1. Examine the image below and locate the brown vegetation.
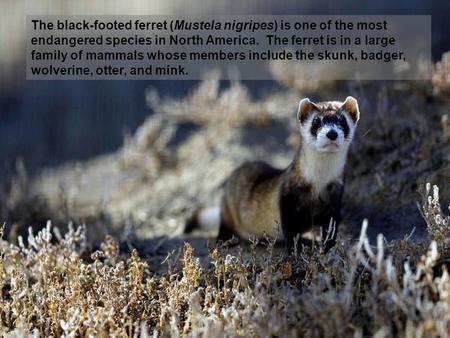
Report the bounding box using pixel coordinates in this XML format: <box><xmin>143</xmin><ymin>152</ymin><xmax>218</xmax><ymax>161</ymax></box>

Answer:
<box><xmin>0</xmin><ymin>185</ymin><xmax>449</xmax><ymax>337</ymax></box>
<box><xmin>1</xmin><ymin>54</ymin><xmax>450</xmax><ymax>336</ymax></box>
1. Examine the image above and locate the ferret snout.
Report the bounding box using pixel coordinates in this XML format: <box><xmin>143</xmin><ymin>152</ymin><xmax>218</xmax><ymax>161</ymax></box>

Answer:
<box><xmin>326</xmin><ymin>129</ymin><xmax>338</xmax><ymax>141</ymax></box>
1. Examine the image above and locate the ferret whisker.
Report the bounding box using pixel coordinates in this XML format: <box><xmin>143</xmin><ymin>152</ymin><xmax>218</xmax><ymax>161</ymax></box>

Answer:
<box><xmin>362</xmin><ymin>128</ymin><xmax>372</xmax><ymax>138</ymax></box>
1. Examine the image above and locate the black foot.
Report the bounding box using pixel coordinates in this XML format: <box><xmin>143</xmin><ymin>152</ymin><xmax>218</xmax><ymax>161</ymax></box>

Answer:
<box><xmin>217</xmin><ymin>223</ymin><xmax>238</xmax><ymax>244</ymax></box>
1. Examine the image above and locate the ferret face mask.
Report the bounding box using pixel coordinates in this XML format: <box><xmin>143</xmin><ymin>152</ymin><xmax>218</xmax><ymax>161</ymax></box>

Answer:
<box><xmin>298</xmin><ymin>96</ymin><xmax>360</xmax><ymax>154</ymax></box>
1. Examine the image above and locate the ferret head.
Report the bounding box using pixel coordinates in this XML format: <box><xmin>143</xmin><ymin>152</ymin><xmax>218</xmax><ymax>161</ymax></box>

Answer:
<box><xmin>297</xmin><ymin>97</ymin><xmax>360</xmax><ymax>154</ymax></box>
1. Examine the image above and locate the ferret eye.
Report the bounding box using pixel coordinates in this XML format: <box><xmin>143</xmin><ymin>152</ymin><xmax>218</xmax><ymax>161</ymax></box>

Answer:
<box><xmin>310</xmin><ymin>116</ymin><xmax>322</xmax><ymax>137</ymax></box>
<box><xmin>312</xmin><ymin>117</ymin><xmax>321</xmax><ymax>127</ymax></box>
<box><xmin>339</xmin><ymin>115</ymin><xmax>348</xmax><ymax>128</ymax></box>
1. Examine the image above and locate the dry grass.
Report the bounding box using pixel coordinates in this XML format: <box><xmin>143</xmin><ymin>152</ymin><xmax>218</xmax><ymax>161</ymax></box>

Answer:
<box><xmin>2</xmin><ymin>52</ymin><xmax>450</xmax><ymax>337</ymax></box>
<box><xmin>269</xmin><ymin>58</ymin><xmax>340</xmax><ymax>93</ymax></box>
<box><xmin>119</xmin><ymin>74</ymin><xmax>272</xmax><ymax>178</ymax></box>
<box><xmin>0</xmin><ymin>184</ymin><xmax>449</xmax><ymax>337</ymax></box>
<box><xmin>432</xmin><ymin>51</ymin><xmax>450</xmax><ymax>95</ymax></box>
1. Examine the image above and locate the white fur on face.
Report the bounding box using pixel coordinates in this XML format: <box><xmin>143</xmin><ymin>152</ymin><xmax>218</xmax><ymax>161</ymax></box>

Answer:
<box><xmin>299</xmin><ymin>114</ymin><xmax>316</xmax><ymax>148</ymax></box>
<box><xmin>315</xmin><ymin>124</ymin><xmax>345</xmax><ymax>153</ymax></box>
<box><xmin>300</xmin><ymin>111</ymin><xmax>356</xmax><ymax>154</ymax></box>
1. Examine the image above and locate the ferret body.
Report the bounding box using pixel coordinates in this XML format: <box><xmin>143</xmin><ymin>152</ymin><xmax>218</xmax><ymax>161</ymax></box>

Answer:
<box><xmin>186</xmin><ymin>97</ymin><xmax>360</xmax><ymax>252</ymax></box>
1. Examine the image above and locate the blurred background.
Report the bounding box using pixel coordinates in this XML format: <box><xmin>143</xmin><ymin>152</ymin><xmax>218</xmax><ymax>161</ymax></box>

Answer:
<box><xmin>1</xmin><ymin>0</ymin><xmax>450</xmax><ymax>178</ymax></box>
<box><xmin>0</xmin><ymin>0</ymin><xmax>449</xmax><ymax>250</ymax></box>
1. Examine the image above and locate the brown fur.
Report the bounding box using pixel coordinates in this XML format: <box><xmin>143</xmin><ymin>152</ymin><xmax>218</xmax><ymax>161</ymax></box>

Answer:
<box><xmin>221</xmin><ymin>161</ymin><xmax>284</xmax><ymax>239</ymax></box>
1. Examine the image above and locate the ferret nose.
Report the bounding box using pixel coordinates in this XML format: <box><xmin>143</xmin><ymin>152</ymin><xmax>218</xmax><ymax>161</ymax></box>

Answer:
<box><xmin>326</xmin><ymin>129</ymin><xmax>338</xmax><ymax>141</ymax></box>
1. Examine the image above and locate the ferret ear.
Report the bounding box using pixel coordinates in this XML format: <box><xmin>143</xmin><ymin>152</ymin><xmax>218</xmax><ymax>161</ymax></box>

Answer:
<box><xmin>340</xmin><ymin>96</ymin><xmax>360</xmax><ymax>123</ymax></box>
<box><xmin>298</xmin><ymin>98</ymin><xmax>318</xmax><ymax>124</ymax></box>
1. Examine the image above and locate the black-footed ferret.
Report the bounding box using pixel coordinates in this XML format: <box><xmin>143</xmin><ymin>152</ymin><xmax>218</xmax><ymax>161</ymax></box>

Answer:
<box><xmin>185</xmin><ymin>97</ymin><xmax>360</xmax><ymax>252</ymax></box>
